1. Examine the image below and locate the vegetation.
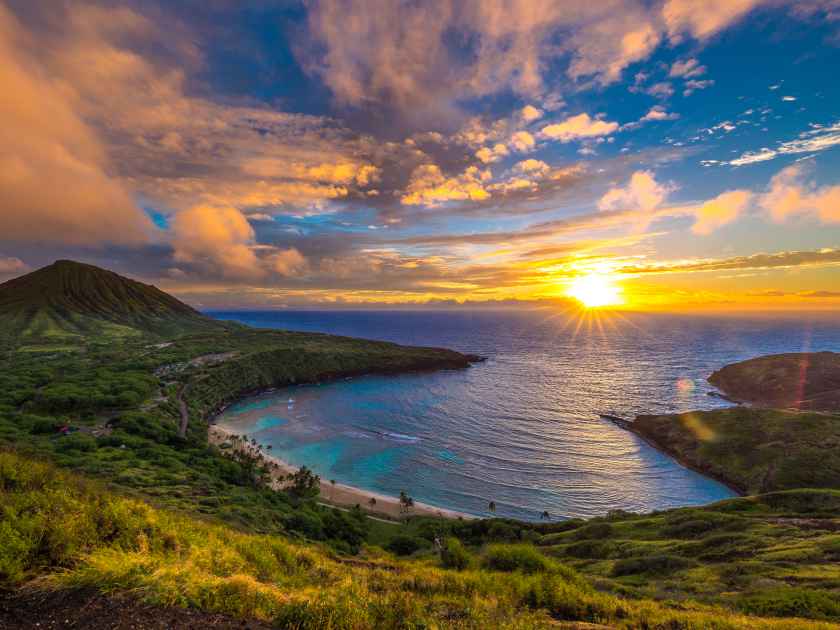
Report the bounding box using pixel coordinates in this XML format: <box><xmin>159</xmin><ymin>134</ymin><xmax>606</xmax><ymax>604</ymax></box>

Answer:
<box><xmin>3</xmin><ymin>452</ymin><xmax>839</xmax><ymax>628</ymax></box>
<box><xmin>709</xmin><ymin>352</ymin><xmax>840</xmax><ymax>411</ymax></box>
<box><xmin>2</xmin><ymin>261</ymin><xmax>840</xmax><ymax>627</ymax></box>
<box><xmin>629</xmin><ymin>407</ymin><xmax>840</xmax><ymax>493</ymax></box>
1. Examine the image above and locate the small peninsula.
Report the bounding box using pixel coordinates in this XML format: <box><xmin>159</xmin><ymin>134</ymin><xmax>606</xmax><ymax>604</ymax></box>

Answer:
<box><xmin>619</xmin><ymin>353</ymin><xmax>840</xmax><ymax>495</ymax></box>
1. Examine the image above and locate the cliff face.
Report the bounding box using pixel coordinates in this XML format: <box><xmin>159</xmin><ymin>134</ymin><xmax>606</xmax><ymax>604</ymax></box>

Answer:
<box><xmin>708</xmin><ymin>352</ymin><xmax>840</xmax><ymax>411</ymax></box>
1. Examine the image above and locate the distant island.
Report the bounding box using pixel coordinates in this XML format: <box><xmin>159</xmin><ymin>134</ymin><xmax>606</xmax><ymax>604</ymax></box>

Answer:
<box><xmin>1</xmin><ymin>261</ymin><xmax>839</xmax><ymax>628</ymax></box>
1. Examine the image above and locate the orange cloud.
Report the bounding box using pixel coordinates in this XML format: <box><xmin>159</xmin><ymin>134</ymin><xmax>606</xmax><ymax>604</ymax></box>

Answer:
<box><xmin>663</xmin><ymin>0</ymin><xmax>764</xmax><ymax>41</ymax></box>
<box><xmin>692</xmin><ymin>190</ymin><xmax>753</xmax><ymax>234</ymax></box>
<box><xmin>760</xmin><ymin>164</ymin><xmax>840</xmax><ymax>223</ymax></box>
<box><xmin>401</xmin><ymin>164</ymin><xmax>491</xmax><ymax>206</ymax></box>
<box><xmin>599</xmin><ymin>171</ymin><xmax>670</xmax><ymax>212</ymax></box>
<box><xmin>170</xmin><ymin>205</ymin><xmax>262</xmax><ymax>279</ymax></box>
<box><xmin>0</xmin><ymin>5</ymin><xmax>154</xmax><ymax>246</ymax></box>
<box><xmin>542</xmin><ymin>113</ymin><xmax>619</xmax><ymax>142</ymax></box>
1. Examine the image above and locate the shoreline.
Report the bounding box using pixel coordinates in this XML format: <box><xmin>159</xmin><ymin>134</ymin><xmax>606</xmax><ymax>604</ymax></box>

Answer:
<box><xmin>209</xmin><ymin>423</ymin><xmax>475</xmax><ymax>521</ymax></box>
<box><xmin>601</xmin><ymin>414</ymin><xmax>747</xmax><ymax>496</ymax></box>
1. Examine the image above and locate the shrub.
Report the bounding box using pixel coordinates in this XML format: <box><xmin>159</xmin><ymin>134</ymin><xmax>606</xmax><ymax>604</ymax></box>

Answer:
<box><xmin>739</xmin><ymin>587</ymin><xmax>840</xmax><ymax>620</ymax></box>
<box><xmin>612</xmin><ymin>554</ymin><xmax>696</xmax><ymax>577</ymax></box>
<box><xmin>482</xmin><ymin>544</ymin><xmax>554</xmax><ymax>574</ymax></box>
<box><xmin>573</xmin><ymin>522</ymin><xmax>612</xmax><ymax>540</ymax></box>
<box><xmin>439</xmin><ymin>537</ymin><xmax>470</xmax><ymax>570</ymax></box>
<box><xmin>565</xmin><ymin>539</ymin><xmax>615</xmax><ymax>559</ymax></box>
<box><xmin>55</xmin><ymin>433</ymin><xmax>97</xmax><ymax>453</ymax></box>
<box><xmin>386</xmin><ymin>535</ymin><xmax>425</xmax><ymax>556</ymax></box>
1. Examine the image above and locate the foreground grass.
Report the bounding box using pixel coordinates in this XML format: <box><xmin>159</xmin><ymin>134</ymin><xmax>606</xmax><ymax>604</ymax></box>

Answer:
<box><xmin>2</xmin><ymin>452</ymin><xmax>836</xmax><ymax>629</ymax></box>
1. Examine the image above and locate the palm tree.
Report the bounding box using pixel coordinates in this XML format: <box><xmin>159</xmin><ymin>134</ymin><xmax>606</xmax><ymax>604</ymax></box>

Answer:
<box><xmin>540</xmin><ymin>510</ymin><xmax>550</xmax><ymax>520</ymax></box>
<box><xmin>330</xmin><ymin>479</ymin><xmax>336</xmax><ymax>500</ymax></box>
<box><xmin>488</xmin><ymin>501</ymin><xmax>496</xmax><ymax>514</ymax></box>
<box><xmin>399</xmin><ymin>491</ymin><xmax>414</xmax><ymax>516</ymax></box>
<box><xmin>368</xmin><ymin>497</ymin><xmax>377</xmax><ymax>509</ymax></box>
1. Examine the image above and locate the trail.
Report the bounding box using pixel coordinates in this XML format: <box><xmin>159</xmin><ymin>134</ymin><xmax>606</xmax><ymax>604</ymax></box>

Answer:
<box><xmin>177</xmin><ymin>385</ymin><xmax>189</xmax><ymax>439</ymax></box>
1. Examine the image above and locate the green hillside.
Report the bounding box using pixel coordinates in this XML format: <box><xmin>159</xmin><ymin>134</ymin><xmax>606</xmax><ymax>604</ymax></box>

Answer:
<box><xmin>709</xmin><ymin>352</ymin><xmax>840</xmax><ymax>411</ymax></box>
<box><xmin>0</xmin><ymin>260</ymin><xmax>225</xmax><ymax>340</ymax></box>
<box><xmin>3</xmin><ymin>451</ymin><xmax>838</xmax><ymax>629</ymax></box>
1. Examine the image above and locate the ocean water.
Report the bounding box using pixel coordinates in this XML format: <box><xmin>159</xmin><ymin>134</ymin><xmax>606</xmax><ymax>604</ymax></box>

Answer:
<box><xmin>210</xmin><ymin>309</ymin><xmax>840</xmax><ymax>521</ymax></box>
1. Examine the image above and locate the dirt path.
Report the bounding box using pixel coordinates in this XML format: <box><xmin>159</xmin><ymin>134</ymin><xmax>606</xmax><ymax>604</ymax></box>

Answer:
<box><xmin>0</xmin><ymin>587</ymin><xmax>273</xmax><ymax>630</ymax></box>
<box><xmin>177</xmin><ymin>385</ymin><xmax>189</xmax><ymax>439</ymax></box>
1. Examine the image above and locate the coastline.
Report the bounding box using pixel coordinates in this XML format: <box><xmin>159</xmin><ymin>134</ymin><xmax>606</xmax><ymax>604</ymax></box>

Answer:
<box><xmin>208</xmin><ymin>423</ymin><xmax>475</xmax><ymax>521</ymax></box>
<box><xmin>601</xmin><ymin>414</ymin><xmax>747</xmax><ymax>496</ymax></box>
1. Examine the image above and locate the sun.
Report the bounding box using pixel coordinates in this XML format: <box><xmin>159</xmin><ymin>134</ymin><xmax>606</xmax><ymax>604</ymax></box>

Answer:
<box><xmin>566</xmin><ymin>273</ymin><xmax>623</xmax><ymax>308</ymax></box>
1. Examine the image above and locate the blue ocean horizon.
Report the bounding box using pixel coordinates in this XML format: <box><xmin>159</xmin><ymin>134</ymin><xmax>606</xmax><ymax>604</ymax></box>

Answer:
<box><xmin>209</xmin><ymin>309</ymin><xmax>840</xmax><ymax>521</ymax></box>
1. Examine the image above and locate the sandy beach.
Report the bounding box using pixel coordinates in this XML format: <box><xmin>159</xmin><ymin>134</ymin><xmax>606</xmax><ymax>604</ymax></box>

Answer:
<box><xmin>209</xmin><ymin>424</ymin><xmax>474</xmax><ymax>521</ymax></box>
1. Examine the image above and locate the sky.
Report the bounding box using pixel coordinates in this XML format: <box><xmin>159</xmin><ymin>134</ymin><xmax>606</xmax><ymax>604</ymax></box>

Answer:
<box><xmin>1</xmin><ymin>0</ymin><xmax>840</xmax><ymax>311</ymax></box>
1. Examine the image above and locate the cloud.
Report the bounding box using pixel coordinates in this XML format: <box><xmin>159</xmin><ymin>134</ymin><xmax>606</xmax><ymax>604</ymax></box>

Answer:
<box><xmin>663</xmin><ymin>0</ymin><xmax>764</xmax><ymax>41</ymax></box>
<box><xmin>641</xmin><ymin>106</ymin><xmax>680</xmax><ymax>122</ymax></box>
<box><xmin>728</xmin><ymin>121</ymin><xmax>840</xmax><ymax>166</ymax></box>
<box><xmin>683</xmin><ymin>79</ymin><xmax>714</xmax><ymax>95</ymax></box>
<box><xmin>691</xmin><ymin>190</ymin><xmax>753</xmax><ymax>234</ymax></box>
<box><xmin>514</xmin><ymin>159</ymin><xmax>550</xmax><ymax>175</ymax></box>
<box><xmin>170</xmin><ymin>205</ymin><xmax>262</xmax><ymax>279</ymax></box>
<box><xmin>475</xmin><ymin>143</ymin><xmax>510</xmax><ymax>164</ymax></box>
<box><xmin>510</xmin><ymin>131</ymin><xmax>536</xmax><ymax>152</ymax></box>
<box><xmin>619</xmin><ymin>247</ymin><xmax>840</xmax><ymax>275</ymax></box>
<box><xmin>645</xmin><ymin>82</ymin><xmax>675</xmax><ymax>98</ymax></box>
<box><xmin>542</xmin><ymin>113</ymin><xmax>619</xmax><ymax>142</ymax></box>
<box><xmin>759</xmin><ymin>164</ymin><xmax>840</xmax><ymax>223</ymax></box>
<box><xmin>669</xmin><ymin>57</ymin><xmax>706</xmax><ymax>78</ymax></box>
<box><xmin>598</xmin><ymin>171</ymin><xmax>671</xmax><ymax>212</ymax></box>
<box><xmin>400</xmin><ymin>164</ymin><xmax>491</xmax><ymax>206</ymax></box>
<box><xmin>0</xmin><ymin>4</ymin><xmax>155</xmax><ymax>246</ymax></box>
<box><xmin>271</xmin><ymin>248</ymin><xmax>309</xmax><ymax>276</ymax></box>
<box><xmin>0</xmin><ymin>256</ymin><xmax>28</xmax><ymax>275</ymax></box>
<box><xmin>520</xmin><ymin>105</ymin><xmax>543</xmax><ymax>122</ymax></box>
<box><xmin>302</xmin><ymin>0</ymin><xmax>786</xmax><ymax>113</ymax></box>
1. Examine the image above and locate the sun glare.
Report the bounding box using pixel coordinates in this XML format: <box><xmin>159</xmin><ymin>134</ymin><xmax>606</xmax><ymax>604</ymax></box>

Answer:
<box><xmin>567</xmin><ymin>273</ymin><xmax>623</xmax><ymax>308</ymax></box>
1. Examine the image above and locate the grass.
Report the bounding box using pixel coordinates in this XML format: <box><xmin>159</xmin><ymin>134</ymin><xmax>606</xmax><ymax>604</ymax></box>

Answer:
<box><xmin>630</xmin><ymin>407</ymin><xmax>840</xmax><ymax>493</ymax></box>
<box><xmin>4</xmin><ymin>451</ymin><xmax>838</xmax><ymax>629</ymax></box>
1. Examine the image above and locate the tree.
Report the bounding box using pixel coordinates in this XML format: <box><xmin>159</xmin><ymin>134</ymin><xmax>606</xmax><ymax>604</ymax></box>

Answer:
<box><xmin>368</xmin><ymin>497</ymin><xmax>377</xmax><ymax>509</ymax></box>
<box><xmin>330</xmin><ymin>479</ymin><xmax>336</xmax><ymax>501</ymax></box>
<box><xmin>287</xmin><ymin>466</ymin><xmax>321</xmax><ymax>499</ymax></box>
<box><xmin>399</xmin><ymin>490</ymin><xmax>414</xmax><ymax>516</ymax></box>
<box><xmin>540</xmin><ymin>510</ymin><xmax>551</xmax><ymax>520</ymax></box>
<box><xmin>488</xmin><ymin>501</ymin><xmax>496</xmax><ymax>514</ymax></box>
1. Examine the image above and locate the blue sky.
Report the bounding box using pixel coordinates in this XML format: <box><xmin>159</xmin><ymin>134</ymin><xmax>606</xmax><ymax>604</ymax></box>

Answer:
<box><xmin>1</xmin><ymin>0</ymin><xmax>839</xmax><ymax>310</ymax></box>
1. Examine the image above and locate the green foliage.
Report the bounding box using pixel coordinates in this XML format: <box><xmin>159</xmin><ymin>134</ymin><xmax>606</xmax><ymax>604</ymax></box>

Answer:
<box><xmin>611</xmin><ymin>554</ymin><xmax>697</xmax><ymax>577</ymax></box>
<box><xmin>739</xmin><ymin>588</ymin><xmax>840</xmax><ymax>621</ymax></box>
<box><xmin>482</xmin><ymin>544</ymin><xmax>556</xmax><ymax>574</ymax></box>
<box><xmin>440</xmin><ymin>537</ymin><xmax>471</xmax><ymax>571</ymax></box>
<box><xmin>386</xmin><ymin>535</ymin><xmax>426</xmax><ymax>556</ymax></box>
<box><xmin>632</xmin><ymin>407</ymin><xmax>840</xmax><ymax>494</ymax></box>
<box><xmin>287</xmin><ymin>466</ymin><xmax>321</xmax><ymax>499</ymax></box>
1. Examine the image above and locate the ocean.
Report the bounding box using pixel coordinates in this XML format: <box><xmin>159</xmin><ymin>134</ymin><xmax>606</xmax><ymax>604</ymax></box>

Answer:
<box><xmin>209</xmin><ymin>309</ymin><xmax>840</xmax><ymax>521</ymax></box>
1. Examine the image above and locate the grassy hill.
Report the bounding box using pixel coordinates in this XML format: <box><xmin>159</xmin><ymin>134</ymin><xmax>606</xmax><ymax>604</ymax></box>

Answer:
<box><xmin>628</xmin><ymin>407</ymin><xmax>840</xmax><ymax>494</ymax></box>
<box><xmin>3</xmin><ymin>451</ymin><xmax>838</xmax><ymax>629</ymax></box>
<box><xmin>709</xmin><ymin>352</ymin><xmax>840</xmax><ymax>411</ymax></box>
<box><xmin>0</xmin><ymin>260</ymin><xmax>226</xmax><ymax>340</ymax></box>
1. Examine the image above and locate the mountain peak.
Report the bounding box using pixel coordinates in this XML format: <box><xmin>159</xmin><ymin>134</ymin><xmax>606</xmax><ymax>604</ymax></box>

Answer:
<box><xmin>0</xmin><ymin>260</ymin><xmax>219</xmax><ymax>338</ymax></box>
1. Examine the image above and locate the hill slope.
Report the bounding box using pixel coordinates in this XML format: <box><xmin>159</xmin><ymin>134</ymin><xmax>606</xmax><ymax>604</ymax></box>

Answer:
<box><xmin>0</xmin><ymin>260</ymin><xmax>223</xmax><ymax>339</ymax></box>
<box><xmin>709</xmin><ymin>352</ymin><xmax>840</xmax><ymax>411</ymax></box>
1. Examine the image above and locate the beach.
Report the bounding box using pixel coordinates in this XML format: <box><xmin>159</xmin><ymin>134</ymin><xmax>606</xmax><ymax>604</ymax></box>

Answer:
<box><xmin>209</xmin><ymin>424</ymin><xmax>473</xmax><ymax>521</ymax></box>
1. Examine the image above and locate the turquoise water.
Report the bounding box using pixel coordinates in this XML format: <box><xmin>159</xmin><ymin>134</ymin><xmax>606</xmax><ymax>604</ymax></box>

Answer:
<box><xmin>213</xmin><ymin>310</ymin><xmax>840</xmax><ymax>521</ymax></box>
